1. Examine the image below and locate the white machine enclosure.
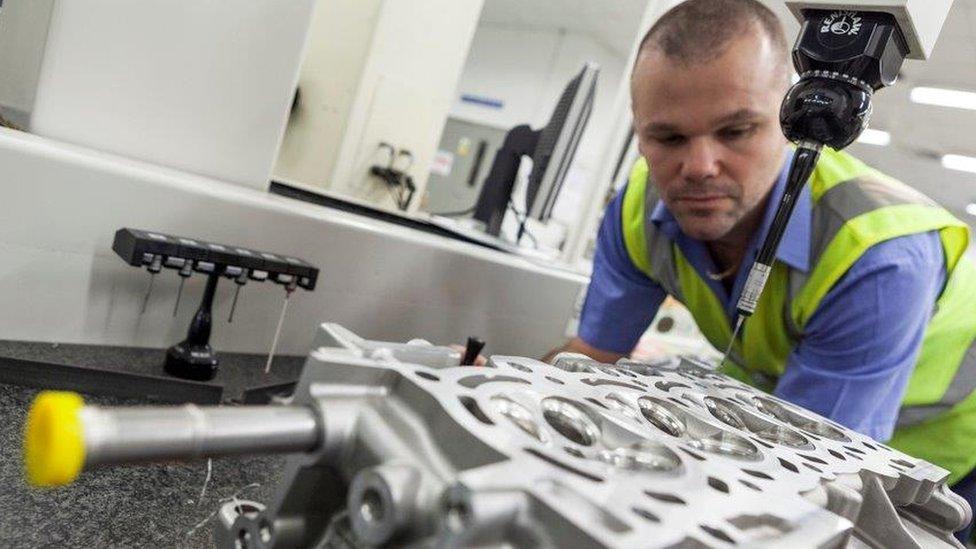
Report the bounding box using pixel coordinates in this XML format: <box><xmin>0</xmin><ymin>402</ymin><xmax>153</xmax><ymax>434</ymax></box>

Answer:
<box><xmin>783</xmin><ymin>0</ymin><xmax>953</xmax><ymax>59</ymax></box>
<box><xmin>28</xmin><ymin>0</ymin><xmax>316</xmax><ymax>189</ymax></box>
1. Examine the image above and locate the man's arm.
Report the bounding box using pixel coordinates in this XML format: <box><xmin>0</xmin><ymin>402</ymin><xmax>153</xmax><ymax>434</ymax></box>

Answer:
<box><xmin>545</xmin><ymin>188</ymin><xmax>667</xmax><ymax>363</ymax></box>
<box><xmin>542</xmin><ymin>337</ymin><xmax>627</xmax><ymax>364</ymax></box>
<box><xmin>775</xmin><ymin>231</ymin><xmax>945</xmax><ymax>441</ymax></box>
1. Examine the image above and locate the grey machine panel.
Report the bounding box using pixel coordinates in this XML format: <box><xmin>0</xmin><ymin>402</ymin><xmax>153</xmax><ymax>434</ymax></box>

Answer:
<box><xmin>62</xmin><ymin>323</ymin><xmax>971</xmax><ymax>548</ymax></box>
<box><xmin>425</xmin><ymin>117</ymin><xmax>507</xmax><ymax>215</ymax></box>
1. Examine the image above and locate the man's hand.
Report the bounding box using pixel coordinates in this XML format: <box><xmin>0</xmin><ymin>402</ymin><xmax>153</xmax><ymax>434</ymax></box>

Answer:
<box><xmin>450</xmin><ymin>337</ymin><xmax>625</xmax><ymax>367</ymax></box>
<box><xmin>542</xmin><ymin>337</ymin><xmax>625</xmax><ymax>365</ymax></box>
<box><xmin>449</xmin><ymin>344</ymin><xmax>487</xmax><ymax>366</ymax></box>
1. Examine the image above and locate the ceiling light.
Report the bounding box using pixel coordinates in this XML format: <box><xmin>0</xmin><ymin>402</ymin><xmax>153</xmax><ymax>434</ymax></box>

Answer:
<box><xmin>910</xmin><ymin>87</ymin><xmax>976</xmax><ymax>110</ymax></box>
<box><xmin>942</xmin><ymin>154</ymin><xmax>976</xmax><ymax>174</ymax></box>
<box><xmin>856</xmin><ymin>129</ymin><xmax>891</xmax><ymax>146</ymax></box>
<box><xmin>966</xmin><ymin>203</ymin><xmax>976</xmax><ymax>217</ymax></box>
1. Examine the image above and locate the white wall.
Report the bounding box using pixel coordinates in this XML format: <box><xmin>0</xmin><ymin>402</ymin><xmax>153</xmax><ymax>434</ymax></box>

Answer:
<box><xmin>274</xmin><ymin>0</ymin><xmax>383</xmax><ymax>189</ymax></box>
<box><xmin>328</xmin><ymin>0</ymin><xmax>484</xmax><ymax>211</ymax></box>
<box><xmin>29</xmin><ymin>0</ymin><xmax>315</xmax><ymax>191</ymax></box>
<box><xmin>449</xmin><ymin>24</ymin><xmax>628</xmax><ymax>225</ymax></box>
<box><xmin>0</xmin><ymin>0</ymin><xmax>54</xmax><ymax>125</ymax></box>
<box><xmin>562</xmin><ymin>0</ymin><xmax>685</xmax><ymax>265</ymax></box>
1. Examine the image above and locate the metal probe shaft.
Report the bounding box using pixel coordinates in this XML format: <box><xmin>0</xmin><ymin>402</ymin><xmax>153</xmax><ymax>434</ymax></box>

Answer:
<box><xmin>720</xmin><ymin>142</ymin><xmax>823</xmax><ymax>367</ymax></box>
<box><xmin>266</xmin><ymin>283</ymin><xmax>297</xmax><ymax>374</ymax></box>
<box><xmin>721</xmin><ymin>316</ymin><xmax>745</xmax><ymax>368</ymax></box>
<box><xmin>79</xmin><ymin>404</ymin><xmax>320</xmax><ymax>467</ymax></box>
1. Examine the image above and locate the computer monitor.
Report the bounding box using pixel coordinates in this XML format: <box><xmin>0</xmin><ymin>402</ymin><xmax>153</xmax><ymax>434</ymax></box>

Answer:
<box><xmin>472</xmin><ymin>62</ymin><xmax>599</xmax><ymax>237</ymax></box>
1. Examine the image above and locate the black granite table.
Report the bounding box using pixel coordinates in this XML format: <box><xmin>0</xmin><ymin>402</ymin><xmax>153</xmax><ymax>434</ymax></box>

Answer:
<box><xmin>0</xmin><ymin>342</ymin><xmax>308</xmax><ymax>548</ymax></box>
<box><xmin>0</xmin><ymin>341</ymin><xmax>307</xmax><ymax>404</ymax></box>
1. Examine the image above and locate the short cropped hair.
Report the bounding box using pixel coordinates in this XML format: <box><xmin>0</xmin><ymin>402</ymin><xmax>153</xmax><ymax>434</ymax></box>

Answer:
<box><xmin>638</xmin><ymin>0</ymin><xmax>788</xmax><ymax>66</ymax></box>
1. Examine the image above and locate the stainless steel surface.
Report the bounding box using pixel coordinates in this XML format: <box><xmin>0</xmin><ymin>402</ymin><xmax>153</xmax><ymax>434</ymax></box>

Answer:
<box><xmin>79</xmin><ymin>404</ymin><xmax>318</xmax><ymax>466</ymax></box>
<box><xmin>60</xmin><ymin>323</ymin><xmax>972</xmax><ymax>547</ymax></box>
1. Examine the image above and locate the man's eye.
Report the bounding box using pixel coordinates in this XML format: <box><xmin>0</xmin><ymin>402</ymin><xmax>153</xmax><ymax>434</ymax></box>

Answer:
<box><xmin>654</xmin><ymin>135</ymin><xmax>686</xmax><ymax>146</ymax></box>
<box><xmin>718</xmin><ymin>125</ymin><xmax>756</xmax><ymax>140</ymax></box>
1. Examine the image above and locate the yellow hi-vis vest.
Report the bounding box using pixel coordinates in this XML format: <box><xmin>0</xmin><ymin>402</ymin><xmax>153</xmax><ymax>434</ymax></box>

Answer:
<box><xmin>621</xmin><ymin>148</ymin><xmax>976</xmax><ymax>483</ymax></box>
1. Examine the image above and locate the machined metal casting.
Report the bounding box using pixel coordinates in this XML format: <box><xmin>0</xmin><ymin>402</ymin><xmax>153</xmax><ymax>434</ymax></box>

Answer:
<box><xmin>59</xmin><ymin>323</ymin><xmax>972</xmax><ymax>548</ymax></box>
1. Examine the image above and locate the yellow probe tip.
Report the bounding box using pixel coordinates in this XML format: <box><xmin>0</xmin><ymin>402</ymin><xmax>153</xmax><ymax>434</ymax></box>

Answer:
<box><xmin>23</xmin><ymin>391</ymin><xmax>86</xmax><ymax>488</ymax></box>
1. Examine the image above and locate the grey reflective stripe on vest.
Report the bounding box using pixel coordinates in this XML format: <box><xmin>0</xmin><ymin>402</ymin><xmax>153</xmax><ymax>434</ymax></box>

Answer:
<box><xmin>786</xmin><ymin>176</ymin><xmax>939</xmax><ymax>340</ymax></box>
<box><xmin>810</xmin><ymin>175</ymin><xmax>938</xmax><ymax>266</ymax></box>
<box><xmin>641</xmin><ymin>172</ymin><xmax>976</xmax><ymax>425</ymax></box>
<box><xmin>643</xmin><ymin>184</ymin><xmax>685</xmax><ymax>303</ymax></box>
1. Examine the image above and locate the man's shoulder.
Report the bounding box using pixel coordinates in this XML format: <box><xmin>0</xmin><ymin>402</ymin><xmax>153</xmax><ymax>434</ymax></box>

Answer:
<box><xmin>863</xmin><ymin>230</ymin><xmax>944</xmax><ymax>264</ymax></box>
<box><xmin>812</xmin><ymin>149</ymin><xmax>936</xmax><ymax>206</ymax></box>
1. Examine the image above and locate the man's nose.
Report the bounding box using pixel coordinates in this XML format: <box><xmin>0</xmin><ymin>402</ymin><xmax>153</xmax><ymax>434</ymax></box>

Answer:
<box><xmin>681</xmin><ymin>138</ymin><xmax>721</xmax><ymax>181</ymax></box>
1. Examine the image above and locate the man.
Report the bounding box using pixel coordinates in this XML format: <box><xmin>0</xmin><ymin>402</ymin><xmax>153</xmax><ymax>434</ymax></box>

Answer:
<box><xmin>549</xmin><ymin>0</ymin><xmax>976</xmax><ymax>538</ymax></box>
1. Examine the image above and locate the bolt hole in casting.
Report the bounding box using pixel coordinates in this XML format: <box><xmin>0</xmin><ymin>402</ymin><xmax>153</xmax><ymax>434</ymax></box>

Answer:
<box><xmin>491</xmin><ymin>396</ymin><xmax>545</xmax><ymax>443</ymax></box>
<box><xmin>637</xmin><ymin>396</ymin><xmax>759</xmax><ymax>459</ymax></box>
<box><xmin>541</xmin><ymin>398</ymin><xmax>601</xmax><ymax>446</ymax></box>
<box><xmin>359</xmin><ymin>488</ymin><xmax>386</xmax><ymax>525</ymax></box>
<box><xmin>753</xmin><ymin>397</ymin><xmax>851</xmax><ymax>442</ymax></box>
<box><xmin>705</xmin><ymin>397</ymin><xmax>811</xmax><ymax>449</ymax></box>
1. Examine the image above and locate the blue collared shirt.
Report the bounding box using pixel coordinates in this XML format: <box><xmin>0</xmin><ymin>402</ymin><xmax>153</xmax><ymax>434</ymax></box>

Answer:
<box><xmin>578</xmin><ymin>152</ymin><xmax>945</xmax><ymax>441</ymax></box>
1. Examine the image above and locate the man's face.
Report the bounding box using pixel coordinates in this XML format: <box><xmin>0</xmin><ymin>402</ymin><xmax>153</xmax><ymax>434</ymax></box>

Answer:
<box><xmin>631</xmin><ymin>31</ymin><xmax>789</xmax><ymax>242</ymax></box>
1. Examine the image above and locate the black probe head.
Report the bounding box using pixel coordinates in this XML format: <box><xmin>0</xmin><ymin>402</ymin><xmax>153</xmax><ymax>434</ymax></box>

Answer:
<box><xmin>780</xmin><ymin>75</ymin><xmax>872</xmax><ymax>150</ymax></box>
<box><xmin>780</xmin><ymin>9</ymin><xmax>909</xmax><ymax>150</ymax></box>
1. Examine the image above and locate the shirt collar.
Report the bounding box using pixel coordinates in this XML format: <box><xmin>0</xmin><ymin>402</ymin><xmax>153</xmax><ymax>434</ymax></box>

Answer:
<box><xmin>649</xmin><ymin>149</ymin><xmax>810</xmax><ymax>272</ymax></box>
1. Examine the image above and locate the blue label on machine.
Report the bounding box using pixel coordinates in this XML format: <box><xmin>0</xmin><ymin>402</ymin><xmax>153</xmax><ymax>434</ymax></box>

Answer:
<box><xmin>461</xmin><ymin>94</ymin><xmax>504</xmax><ymax>109</ymax></box>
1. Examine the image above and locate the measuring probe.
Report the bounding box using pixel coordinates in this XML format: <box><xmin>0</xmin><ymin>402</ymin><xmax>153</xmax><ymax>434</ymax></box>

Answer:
<box><xmin>719</xmin><ymin>9</ymin><xmax>910</xmax><ymax>366</ymax></box>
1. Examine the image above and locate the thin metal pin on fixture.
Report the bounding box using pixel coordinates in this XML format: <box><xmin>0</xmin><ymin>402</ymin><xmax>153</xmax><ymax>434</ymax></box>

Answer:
<box><xmin>265</xmin><ymin>286</ymin><xmax>295</xmax><ymax>374</ymax></box>
<box><xmin>140</xmin><ymin>274</ymin><xmax>155</xmax><ymax>315</ymax></box>
<box><xmin>173</xmin><ymin>262</ymin><xmax>194</xmax><ymax>318</ymax></box>
<box><xmin>141</xmin><ymin>255</ymin><xmax>162</xmax><ymax>315</ymax></box>
<box><xmin>229</xmin><ymin>268</ymin><xmax>249</xmax><ymax>323</ymax></box>
<box><xmin>228</xmin><ymin>286</ymin><xmax>242</xmax><ymax>323</ymax></box>
<box><xmin>173</xmin><ymin>277</ymin><xmax>185</xmax><ymax>317</ymax></box>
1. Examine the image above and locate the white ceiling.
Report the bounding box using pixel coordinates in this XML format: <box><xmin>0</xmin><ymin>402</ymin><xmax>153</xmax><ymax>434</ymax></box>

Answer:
<box><xmin>478</xmin><ymin>0</ymin><xmax>649</xmax><ymax>55</ymax></box>
<box><xmin>477</xmin><ymin>1</ymin><xmax>799</xmax><ymax>61</ymax></box>
<box><xmin>847</xmin><ymin>0</ymin><xmax>976</xmax><ymax>224</ymax></box>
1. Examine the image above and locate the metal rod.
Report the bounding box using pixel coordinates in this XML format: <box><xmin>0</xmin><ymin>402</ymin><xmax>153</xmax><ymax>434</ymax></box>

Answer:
<box><xmin>79</xmin><ymin>404</ymin><xmax>319</xmax><ymax>467</ymax></box>
<box><xmin>173</xmin><ymin>261</ymin><xmax>194</xmax><ymax>318</ymax></box>
<box><xmin>265</xmin><ymin>290</ymin><xmax>292</xmax><ymax>374</ymax></box>
<box><xmin>228</xmin><ymin>285</ymin><xmax>241</xmax><ymax>323</ymax></box>
<box><xmin>140</xmin><ymin>255</ymin><xmax>163</xmax><ymax>315</ymax></box>
<box><xmin>720</xmin><ymin>316</ymin><xmax>744</xmax><ymax>368</ymax></box>
<box><xmin>229</xmin><ymin>269</ymin><xmax>248</xmax><ymax>324</ymax></box>
<box><xmin>721</xmin><ymin>142</ymin><xmax>823</xmax><ymax>368</ymax></box>
<box><xmin>173</xmin><ymin>277</ymin><xmax>185</xmax><ymax>317</ymax></box>
<box><xmin>140</xmin><ymin>274</ymin><xmax>155</xmax><ymax>315</ymax></box>
<box><xmin>750</xmin><ymin>142</ymin><xmax>822</xmax><ymax>269</ymax></box>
